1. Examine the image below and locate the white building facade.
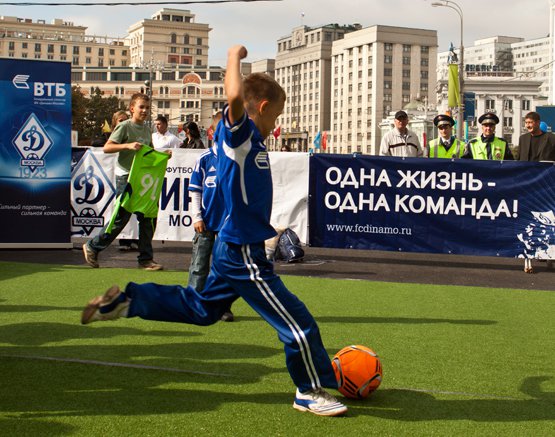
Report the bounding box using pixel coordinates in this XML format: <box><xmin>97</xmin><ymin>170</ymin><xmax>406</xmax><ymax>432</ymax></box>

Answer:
<box><xmin>331</xmin><ymin>25</ymin><xmax>438</xmax><ymax>155</ymax></box>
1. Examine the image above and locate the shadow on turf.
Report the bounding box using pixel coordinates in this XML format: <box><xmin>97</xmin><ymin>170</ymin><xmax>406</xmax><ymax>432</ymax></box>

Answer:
<box><xmin>1</xmin><ymin>356</ymin><xmax>553</xmax><ymax>431</ymax></box>
<box><xmin>0</xmin><ymin>322</ymin><xmax>204</xmax><ymax>345</ymax></box>
<box><xmin>0</xmin><ymin>356</ymin><xmax>292</xmax><ymax>421</ymax></box>
<box><xmin>0</xmin><ymin>418</ymin><xmax>77</xmax><ymax>436</ymax></box>
<box><xmin>348</xmin><ymin>376</ymin><xmax>555</xmax><ymax>421</ymax></box>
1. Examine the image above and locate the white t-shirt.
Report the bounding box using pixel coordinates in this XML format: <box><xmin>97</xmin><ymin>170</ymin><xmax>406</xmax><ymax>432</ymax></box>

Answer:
<box><xmin>152</xmin><ymin>131</ymin><xmax>182</xmax><ymax>149</ymax></box>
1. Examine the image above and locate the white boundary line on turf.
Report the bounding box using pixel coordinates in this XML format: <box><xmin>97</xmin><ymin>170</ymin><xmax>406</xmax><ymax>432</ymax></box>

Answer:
<box><xmin>0</xmin><ymin>354</ymin><xmax>531</xmax><ymax>401</ymax></box>
<box><xmin>2</xmin><ymin>354</ymin><xmax>235</xmax><ymax>378</ymax></box>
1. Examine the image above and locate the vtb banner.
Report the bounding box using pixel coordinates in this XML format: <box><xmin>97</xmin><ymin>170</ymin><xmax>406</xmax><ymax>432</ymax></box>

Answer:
<box><xmin>309</xmin><ymin>155</ymin><xmax>555</xmax><ymax>259</ymax></box>
<box><xmin>0</xmin><ymin>59</ymin><xmax>72</xmax><ymax>248</ymax></box>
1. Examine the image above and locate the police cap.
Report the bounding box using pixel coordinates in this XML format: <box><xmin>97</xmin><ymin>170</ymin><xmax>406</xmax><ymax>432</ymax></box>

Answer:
<box><xmin>433</xmin><ymin>114</ymin><xmax>455</xmax><ymax>127</ymax></box>
<box><xmin>394</xmin><ymin>110</ymin><xmax>408</xmax><ymax>120</ymax></box>
<box><xmin>478</xmin><ymin>112</ymin><xmax>499</xmax><ymax>125</ymax></box>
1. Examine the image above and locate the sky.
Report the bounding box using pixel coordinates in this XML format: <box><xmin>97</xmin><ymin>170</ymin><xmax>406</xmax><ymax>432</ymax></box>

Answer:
<box><xmin>0</xmin><ymin>0</ymin><xmax>552</xmax><ymax>66</ymax></box>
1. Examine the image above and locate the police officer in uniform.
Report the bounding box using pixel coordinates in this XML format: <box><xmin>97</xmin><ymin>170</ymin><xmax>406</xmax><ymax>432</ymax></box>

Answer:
<box><xmin>463</xmin><ymin>112</ymin><xmax>513</xmax><ymax>160</ymax></box>
<box><xmin>427</xmin><ymin>114</ymin><xmax>465</xmax><ymax>158</ymax></box>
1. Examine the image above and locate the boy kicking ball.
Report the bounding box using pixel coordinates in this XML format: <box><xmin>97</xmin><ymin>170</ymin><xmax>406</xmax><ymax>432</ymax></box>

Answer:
<box><xmin>81</xmin><ymin>45</ymin><xmax>347</xmax><ymax>417</ymax></box>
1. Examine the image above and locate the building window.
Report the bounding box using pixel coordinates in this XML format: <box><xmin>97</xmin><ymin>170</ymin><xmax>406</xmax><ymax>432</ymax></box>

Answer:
<box><xmin>60</xmin><ymin>45</ymin><xmax>67</xmax><ymax>54</ymax></box>
<box><xmin>503</xmin><ymin>117</ymin><xmax>513</xmax><ymax>127</ymax></box>
<box><xmin>35</xmin><ymin>43</ymin><xmax>41</xmax><ymax>52</ymax></box>
<box><xmin>22</xmin><ymin>42</ymin><xmax>27</xmax><ymax>49</ymax></box>
<box><xmin>109</xmin><ymin>49</ymin><xmax>115</xmax><ymax>55</ymax></box>
<box><xmin>98</xmin><ymin>48</ymin><xmax>104</xmax><ymax>56</ymax></box>
<box><xmin>383</xmin><ymin>68</ymin><xmax>392</xmax><ymax>76</ymax></box>
<box><xmin>486</xmin><ymin>99</ymin><xmax>495</xmax><ymax>110</ymax></box>
<box><xmin>47</xmin><ymin>44</ymin><xmax>54</xmax><ymax>53</ymax></box>
<box><xmin>384</xmin><ymin>55</ymin><xmax>392</xmax><ymax>64</ymax></box>
<box><xmin>9</xmin><ymin>41</ymin><xmax>15</xmax><ymax>50</ymax></box>
<box><xmin>384</xmin><ymin>43</ymin><xmax>393</xmax><ymax>51</ymax></box>
<box><xmin>86</xmin><ymin>46</ymin><xmax>92</xmax><ymax>53</ymax></box>
<box><xmin>384</xmin><ymin>81</ymin><xmax>392</xmax><ymax>89</ymax></box>
<box><xmin>171</xmin><ymin>33</ymin><xmax>177</xmax><ymax>44</ymax></box>
<box><xmin>403</xmin><ymin>44</ymin><xmax>411</xmax><ymax>52</ymax></box>
<box><xmin>421</xmin><ymin>58</ymin><xmax>429</xmax><ymax>67</ymax></box>
<box><xmin>522</xmin><ymin>100</ymin><xmax>531</xmax><ymax>111</ymax></box>
<box><xmin>86</xmin><ymin>57</ymin><xmax>91</xmax><ymax>64</ymax></box>
<box><xmin>402</xmin><ymin>56</ymin><xmax>411</xmax><ymax>65</ymax></box>
<box><xmin>72</xmin><ymin>57</ymin><xmax>79</xmax><ymax>66</ymax></box>
<box><xmin>504</xmin><ymin>100</ymin><xmax>513</xmax><ymax>110</ymax></box>
<box><xmin>197</xmin><ymin>37</ymin><xmax>202</xmax><ymax>45</ymax></box>
<box><xmin>73</xmin><ymin>46</ymin><xmax>79</xmax><ymax>55</ymax></box>
<box><xmin>421</xmin><ymin>46</ymin><xmax>429</xmax><ymax>54</ymax></box>
<box><xmin>183</xmin><ymin>34</ymin><xmax>189</xmax><ymax>45</ymax></box>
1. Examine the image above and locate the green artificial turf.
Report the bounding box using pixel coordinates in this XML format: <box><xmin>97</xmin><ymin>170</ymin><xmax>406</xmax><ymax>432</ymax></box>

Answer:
<box><xmin>0</xmin><ymin>261</ymin><xmax>554</xmax><ymax>436</ymax></box>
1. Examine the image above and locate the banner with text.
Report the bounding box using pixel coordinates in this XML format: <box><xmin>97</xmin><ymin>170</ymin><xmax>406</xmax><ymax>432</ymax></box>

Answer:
<box><xmin>0</xmin><ymin>59</ymin><xmax>72</xmax><ymax>247</ymax></box>
<box><xmin>309</xmin><ymin>154</ymin><xmax>555</xmax><ymax>259</ymax></box>
<box><xmin>71</xmin><ymin>149</ymin><xmax>309</xmax><ymax>243</ymax></box>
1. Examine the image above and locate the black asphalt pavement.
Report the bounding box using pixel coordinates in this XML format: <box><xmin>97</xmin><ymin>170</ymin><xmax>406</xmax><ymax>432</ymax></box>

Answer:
<box><xmin>1</xmin><ymin>239</ymin><xmax>553</xmax><ymax>291</ymax></box>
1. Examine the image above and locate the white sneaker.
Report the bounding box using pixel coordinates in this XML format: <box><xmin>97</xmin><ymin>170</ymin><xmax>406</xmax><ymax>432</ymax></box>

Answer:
<box><xmin>293</xmin><ymin>388</ymin><xmax>347</xmax><ymax>416</ymax></box>
<box><xmin>81</xmin><ymin>285</ymin><xmax>129</xmax><ymax>325</ymax></box>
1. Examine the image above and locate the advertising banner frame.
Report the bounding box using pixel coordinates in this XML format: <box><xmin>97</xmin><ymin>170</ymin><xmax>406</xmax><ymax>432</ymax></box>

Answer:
<box><xmin>0</xmin><ymin>59</ymin><xmax>73</xmax><ymax>248</ymax></box>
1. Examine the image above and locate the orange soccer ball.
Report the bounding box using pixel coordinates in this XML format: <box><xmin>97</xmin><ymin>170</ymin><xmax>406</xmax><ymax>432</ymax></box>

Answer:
<box><xmin>331</xmin><ymin>345</ymin><xmax>383</xmax><ymax>399</ymax></box>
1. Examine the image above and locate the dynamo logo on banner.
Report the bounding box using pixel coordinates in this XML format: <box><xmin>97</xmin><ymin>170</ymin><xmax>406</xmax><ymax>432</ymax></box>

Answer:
<box><xmin>71</xmin><ymin>151</ymin><xmax>116</xmax><ymax>236</ymax></box>
<box><xmin>12</xmin><ymin>113</ymin><xmax>53</xmax><ymax>170</ymax></box>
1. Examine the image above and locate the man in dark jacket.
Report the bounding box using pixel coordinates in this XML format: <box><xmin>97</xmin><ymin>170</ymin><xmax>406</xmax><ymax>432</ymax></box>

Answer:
<box><xmin>518</xmin><ymin>111</ymin><xmax>555</xmax><ymax>162</ymax></box>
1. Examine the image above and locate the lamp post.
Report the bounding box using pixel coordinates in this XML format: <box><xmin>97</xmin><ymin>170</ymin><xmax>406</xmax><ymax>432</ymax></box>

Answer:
<box><xmin>140</xmin><ymin>52</ymin><xmax>164</xmax><ymax>129</ymax></box>
<box><xmin>432</xmin><ymin>0</ymin><xmax>464</xmax><ymax>140</ymax></box>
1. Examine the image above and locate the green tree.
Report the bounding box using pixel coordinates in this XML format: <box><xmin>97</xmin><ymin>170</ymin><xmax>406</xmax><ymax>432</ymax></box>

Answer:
<box><xmin>71</xmin><ymin>86</ymin><xmax>125</xmax><ymax>143</ymax></box>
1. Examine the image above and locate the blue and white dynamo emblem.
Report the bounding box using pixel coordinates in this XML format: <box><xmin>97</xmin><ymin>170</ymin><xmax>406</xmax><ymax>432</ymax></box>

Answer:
<box><xmin>12</xmin><ymin>113</ymin><xmax>53</xmax><ymax>169</ymax></box>
<box><xmin>255</xmin><ymin>151</ymin><xmax>270</xmax><ymax>169</ymax></box>
<box><xmin>71</xmin><ymin>151</ymin><xmax>116</xmax><ymax>236</ymax></box>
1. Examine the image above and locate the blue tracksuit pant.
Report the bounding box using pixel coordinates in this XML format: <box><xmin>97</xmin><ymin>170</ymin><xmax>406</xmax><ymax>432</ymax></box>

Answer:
<box><xmin>125</xmin><ymin>238</ymin><xmax>337</xmax><ymax>392</ymax></box>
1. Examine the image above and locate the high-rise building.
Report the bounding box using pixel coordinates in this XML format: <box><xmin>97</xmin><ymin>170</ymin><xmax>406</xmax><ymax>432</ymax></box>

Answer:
<box><xmin>512</xmin><ymin>36</ymin><xmax>551</xmax><ymax>99</ymax></box>
<box><xmin>331</xmin><ymin>25</ymin><xmax>437</xmax><ymax>155</ymax></box>
<box><xmin>0</xmin><ymin>15</ymin><xmax>128</xmax><ymax>67</ymax></box>
<box><xmin>275</xmin><ymin>23</ymin><xmax>361</xmax><ymax>151</ymax></box>
<box><xmin>126</xmin><ymin>8</ymin><xmax>210</xmax><ymax>67</ymax></box>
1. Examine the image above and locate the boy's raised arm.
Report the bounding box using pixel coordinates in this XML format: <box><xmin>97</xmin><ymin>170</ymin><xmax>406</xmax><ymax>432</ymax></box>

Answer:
<box><xmin>225</xmin><ymin>45</ymin><xmax>248</xmax><ymax>125</ymax></box>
